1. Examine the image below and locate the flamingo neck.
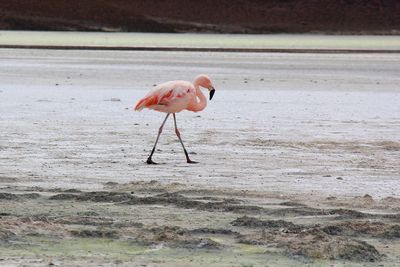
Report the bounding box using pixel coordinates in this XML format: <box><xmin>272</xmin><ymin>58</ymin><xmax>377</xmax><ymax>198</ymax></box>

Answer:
<box><xmin>189</xmin><ymin>85</ymin><xmax>207</xmax><ymax>112</ymax></box>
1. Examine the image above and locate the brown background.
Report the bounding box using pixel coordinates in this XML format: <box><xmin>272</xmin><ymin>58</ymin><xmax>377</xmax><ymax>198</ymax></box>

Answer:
<box><xmin>0</xmin><ymin>0</ymin><xmax>399</xmax><ymax>34</ymax></box>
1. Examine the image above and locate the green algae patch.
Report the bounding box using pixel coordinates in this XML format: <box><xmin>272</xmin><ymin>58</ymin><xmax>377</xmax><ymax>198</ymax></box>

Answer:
<box><xmin>0</xmin><ymin>237</ymin><xmax>333</xmax><ymax>267</ymax></box>
<box><xmin>237</xmin><ymin>244</ymin><xmax>267</xmax><ymax>254</ymax></box>
<box><xmin>208</xmin><ymin>237</ymin><xmax>225</xmax><ymax>245</ymax></box>
<box><xmin>0</xmin><ymin>237</ymin><xmax>156</xmax><ymax>259</ymax></box>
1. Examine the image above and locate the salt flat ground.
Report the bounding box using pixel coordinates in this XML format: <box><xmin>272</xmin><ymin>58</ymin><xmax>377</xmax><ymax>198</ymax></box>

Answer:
<box><xmin>0</xmin><ymin>49</ymin><xmax>399</xmax><ymax>198</ymax></box>
<box><xmin>1</xmin><ymin>48</ymin><xmax>400</xmax><ymax>266</ymax></box>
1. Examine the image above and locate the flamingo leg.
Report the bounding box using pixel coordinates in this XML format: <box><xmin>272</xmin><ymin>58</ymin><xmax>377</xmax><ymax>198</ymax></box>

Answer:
<box><xmin>173</xmin><ymin>113</ymin><xmax>198</xmax><ymax>164</ymax></box>
<box><xmin>147</xmin><ymin>113</ymin><xmax>170</xmax><ymax>164</ymax></box>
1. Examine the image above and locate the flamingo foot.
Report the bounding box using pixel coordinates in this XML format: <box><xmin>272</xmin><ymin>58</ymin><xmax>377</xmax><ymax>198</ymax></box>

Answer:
<box><xmin>187</xmin><ymin>159</ymin><xmax>198</xmax><ymax>164</ymax></box>
<box><xmin>146</xmin><ymin>158</ymin><xmax>158</xmax><ymax>165</ymax></box>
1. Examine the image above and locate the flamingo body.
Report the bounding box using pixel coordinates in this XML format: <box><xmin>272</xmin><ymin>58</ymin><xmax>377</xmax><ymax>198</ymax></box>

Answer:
<box><xmin>135</xmin><ymin>81</ymin><xmax>197</xmax><ymax>113</ymax></box>
<box><xmin>134</xmin><ymin>75</ymin><xmax>216</xmax><ymax>164</ymax></box>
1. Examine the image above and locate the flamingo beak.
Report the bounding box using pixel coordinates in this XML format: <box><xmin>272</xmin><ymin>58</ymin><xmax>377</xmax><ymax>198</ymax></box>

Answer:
<box><xmin>209</xmin><ymin>87</ymin><xmax>215</xmax><ymax>100</ymax></box>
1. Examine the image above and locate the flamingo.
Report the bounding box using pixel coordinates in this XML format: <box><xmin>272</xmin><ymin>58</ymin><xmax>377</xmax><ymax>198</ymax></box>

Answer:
<box><xmin>135</xmin><ymin>74</ymin><xmax>216</xmax><ymax>164</ymax></box>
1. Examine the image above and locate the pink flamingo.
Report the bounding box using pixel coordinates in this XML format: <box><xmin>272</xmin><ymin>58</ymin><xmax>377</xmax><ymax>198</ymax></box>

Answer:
<box><xmin>135</xmin><ymin>74</ymin><xmax>216</xmax><ymax>164</ymax></box>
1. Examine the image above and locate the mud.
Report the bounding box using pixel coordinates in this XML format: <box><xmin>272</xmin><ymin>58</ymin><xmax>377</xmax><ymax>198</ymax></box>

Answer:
<box><xmin>322</xmin><ymin>221</ymin><xmax>400</xmax><ymax>239</ymax></box>
<box><xmin>0</xmin><ymin>192</ymin><xmax>40</xmax><ymax>200</ymax></box>
<box><xmin>231</xmin><ymin>216</ymin><xmax>302</xmax><ymax>231</ymax></box>
<box><xmin>232</xmin><ymin>215</ymin><xmax>400</xmax><ymax>240</ymax></box>
<box><xmin>137</xmin><ymin>226</ymin><xmax>223</xmax><ymax>249</ymax></box>
<box><xmin>70</xmin><ymin>229</ymin><xmax>119</xmax><ymax>239</ymax></box>
<box><xmin>50</xmin><ymin>191</ymin><xmax>261</xmax><ymax>213</ymax></box>
<box><xmin>236</xmin><ymin>219</ymin><xmax>382</xmax><ymax>262</ymax></box>
<box><xmin>49</xmin><ymin>190</ymin><xmax>400</xmax><ymax>223</ymax></box>
<box><xmin>49</xmin><ymin>191</ymin><xmax>134</xmax><ymax>202</ymax></box>
<box><xmin>2</xmin><ymin>182</ymin><xmax>400</xmax><ymax>266</ymax></box>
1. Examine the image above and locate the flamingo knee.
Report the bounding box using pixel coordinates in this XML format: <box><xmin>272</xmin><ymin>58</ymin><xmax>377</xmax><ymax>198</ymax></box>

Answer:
<box><xmin>175</xmin><ymin>128</ymin><xmax>181</xmax><ymax>138</ymax></box>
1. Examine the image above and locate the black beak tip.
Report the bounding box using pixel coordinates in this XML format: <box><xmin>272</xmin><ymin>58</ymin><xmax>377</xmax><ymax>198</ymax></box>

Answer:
<box><xmin>209</xmin><ymin>89</ymin><xmax>215</xmax><ymax>100</ymax></box>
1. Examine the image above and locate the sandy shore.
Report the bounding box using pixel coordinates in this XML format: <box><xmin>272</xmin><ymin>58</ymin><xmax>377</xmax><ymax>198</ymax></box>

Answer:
<box><xmin>1</xmin><ymin>48</ymin><xmax>400</xmax><ymax>266</ymax></box>
<box><xmin>1</xmin><ymin>31</ymin><xmax>400</xmax><ymax>52</ymax></box>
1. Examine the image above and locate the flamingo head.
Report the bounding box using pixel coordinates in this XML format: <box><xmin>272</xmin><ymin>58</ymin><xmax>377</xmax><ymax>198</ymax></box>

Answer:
<box><xmin>194</xmin><ymin>74</ymin><xmax>216</xmax><ymax>100</ymax></box>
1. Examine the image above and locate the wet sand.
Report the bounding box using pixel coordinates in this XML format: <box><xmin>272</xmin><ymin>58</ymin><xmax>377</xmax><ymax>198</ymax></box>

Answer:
<box><xmin>1</xmin><ymin>49</ymin><xmax>400</xmax><ymax>266</ymax></box>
